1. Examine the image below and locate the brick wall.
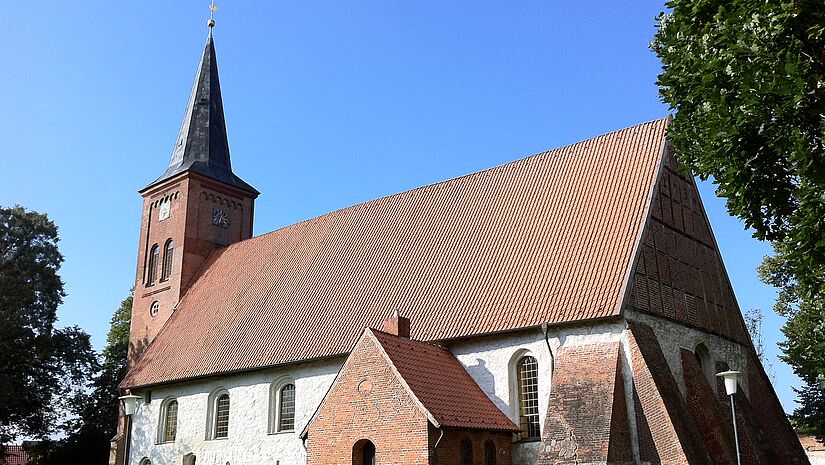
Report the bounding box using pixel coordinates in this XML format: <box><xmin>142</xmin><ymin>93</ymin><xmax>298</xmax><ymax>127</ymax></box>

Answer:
<box><xmin>305</xmin><ymin>333</ymin><xmax>431</xmax><ymax>465</ymax></box>
<box><xmin>430</xmin><ymin>426</ymin><xmax>512</xmax><ymax>465</ymax></box>
<box><xmin>130</xmin><ymin>173</ymin><xmax>255</xmax><ymax>365</ymax></box>
<box><xmin>538</xmin><ymin>341</ymin><xmax>632</xmax><ymax>465</ymax></box>
<box><xmin>628</xmin><ymin>150</ymin><xmax>749</xmax><ymax>344</ymax></box>
<box><xmin>627</xmin><ymin>322</ymin><xmax>709</xmax><ymax>465</ymax></box>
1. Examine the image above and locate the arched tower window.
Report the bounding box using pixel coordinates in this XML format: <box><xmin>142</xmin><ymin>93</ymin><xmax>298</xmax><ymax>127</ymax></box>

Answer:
<box><xmin>161</xmin><ymin>239</ymin><xmax>174</xmax><ymax>281</ymax></box>
<box><xmin>516</xmin><ymin>355</ymin><xmax>540</xmax><ymax>440</ymax></box>
<box><xmin>139</xmin><ymin>459</ymin><xmax>151</xmax><ymax>465</ymax></box>
<box><xmin>147</xmin><ymin>244</ymin><xmax>159</xmax><ymax>285</ymax></box>
<box><xmin>352</xmin><ymin>439</ymin><xmax>375</xmax><ymax>465</ymax></box>
<box><xmin>484</xmin><ymin>440</ymin><xmax>496</xmax><ymax>465</ymax></box>
<box><xmin>158</xmin><ymin>398</ymin><xmax>178</xmax><ymax>443</ymax></box>
<box><xmin>460</xmin><ymin>438</ymin><xmax>473</xmax><ymax>465</ymax></box>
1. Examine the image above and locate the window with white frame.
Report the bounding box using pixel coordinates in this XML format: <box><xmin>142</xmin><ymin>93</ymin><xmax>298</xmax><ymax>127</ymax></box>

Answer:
<box><xmin>515</xmin><ymin>355</ymin><xmax>541</xmax><ymax>440</ymax></box>
<box><xmin>269</xmin><ymin>378</ymin><xmax>296</xmax><ymax>433</ymax></box>
<box><xmin>158</xmin><ymin>397</ymin><xmax>178</xmax><ymax>443</ymax></box>
<box><xmin>206</xmin><ymin>388</ymin><xmax>230</xmax><ymax>439</ymax></box>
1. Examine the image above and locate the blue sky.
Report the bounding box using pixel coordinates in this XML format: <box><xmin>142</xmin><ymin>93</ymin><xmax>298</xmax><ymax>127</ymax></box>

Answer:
<box><xmin>1</xmin><ymin>1</ymin><xmax>799</xmax><ymax>411</ymax></box>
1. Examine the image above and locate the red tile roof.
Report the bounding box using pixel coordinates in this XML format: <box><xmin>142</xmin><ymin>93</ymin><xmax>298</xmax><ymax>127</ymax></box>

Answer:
<box><xmin>370</xmin><ymin>329</ymin><xmax>518</xmax><ymax>431</ymax></box>
<box><xmin>123</xmin><ymin>118</ymin><xmax>669</xmax><ymax>388</ymax></box>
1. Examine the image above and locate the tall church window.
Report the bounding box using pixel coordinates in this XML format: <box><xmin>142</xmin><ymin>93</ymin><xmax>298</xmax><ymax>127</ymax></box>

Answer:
<box><xmin>147</xmin><ymin>244</ymin><xmax>159</xmax><ymax>285</ymax></box>
<box><xmin>161</xmin><ymin>239</ymin><xmax>174</xmax><ymax>281</ymax></box>
<box><xmin>484</xmin><ymin>440</ymin><xmax>496</xmax><ymax>465</ymax></box>
<box><xmin>207</xmin><ymin>389</ymin><xmax>230</xmax><ymax>440</ymax></box>
<box><xmin>460</xmin><ymin>438</ymin><xmax>473</xmax><ymax>465</ymax></box>
<box><xmin>516</xmin><ymin>355</ymin><xmax>540</xmax><ymax>440</ymax></box>
<box><xmin>279</xmin><ymin>383</ymin><xmax>296</xmax><ymax>431</ymax></box>
<box><xmin>214</xmin><ymin>393</ymin><xmax>230</xmax><ymax>438</ymax></box>
<box><xmin>159</xmin><ymin>398</ymin><xmax>178</xmax><ymax>443</ymax></box>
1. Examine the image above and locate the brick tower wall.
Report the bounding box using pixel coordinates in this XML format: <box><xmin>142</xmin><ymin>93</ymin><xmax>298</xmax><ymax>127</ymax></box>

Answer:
<box><xmin>130</xmin><ymin>173</ymin><xmax>254</xmax><ymax>365</ymax></box>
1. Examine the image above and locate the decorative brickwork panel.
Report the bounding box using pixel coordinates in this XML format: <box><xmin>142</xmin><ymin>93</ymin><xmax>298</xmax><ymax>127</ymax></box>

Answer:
<box><xmin>628</xmin><ymin>150</ymin><xmax>749</xmax><ymax>344</ymax></box>
<box><xmin>537</xmin><ymin>341</ymin><xmax>631</xmax><ymax>465</ymax></box>
<box><xmin>305</xmin><ymin>334</ymin><xmax>431</xmax><ymax>465</ymax></box>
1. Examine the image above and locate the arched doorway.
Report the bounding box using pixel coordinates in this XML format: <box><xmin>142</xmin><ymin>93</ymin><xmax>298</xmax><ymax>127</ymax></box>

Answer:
<box><xmin>352</xmin><ymin>439</ymin><xmax>375</xmax><ymax>465</ymax></box>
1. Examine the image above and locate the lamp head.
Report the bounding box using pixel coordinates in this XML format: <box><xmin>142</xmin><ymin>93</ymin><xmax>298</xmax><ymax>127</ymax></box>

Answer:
<box><xmin>716</xmin><ymin>370</ymin><xmax>742</xmax><ymax>396</ymax></box>
<box><xmin>119</xmin><ymin>393</ymin><xmax>142</xmax><ymax>416</ymax></box>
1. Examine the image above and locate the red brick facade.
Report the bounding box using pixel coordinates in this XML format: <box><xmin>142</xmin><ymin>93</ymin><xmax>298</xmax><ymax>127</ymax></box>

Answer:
<box><xmin>628</xmin><ymin>149</ymin><xmax>749</xmax><ymax>344</ymax></box>
<box><xmin>538</xmin><ymin>341</ymin><xmax>632</xmax><ymax>465</ymax></box>
<box><xmin>130</xmin><ymin>172</ymin><xmax>255</xmax><ymax>364</ymax></box>
<box><xmin>304</xmin><ymin>331</ymin><xmax>514</xmax><ymax>465</ymax></box>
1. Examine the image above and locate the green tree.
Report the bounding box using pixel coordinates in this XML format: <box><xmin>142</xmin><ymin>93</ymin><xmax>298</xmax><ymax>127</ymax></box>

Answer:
<box><xmin>0</xmin><ymin>205</ymin><xmax>98</xmax><ymax>448</ymax></box>
<box><xmin>652</xmin><ymin>0</ymin><xmax>825</xmax><ymax>437</ymax></box>
<box><xmin>30</xmin><ymin>292</ymin><xmax>132</xmax><ymax>465</ymax></box>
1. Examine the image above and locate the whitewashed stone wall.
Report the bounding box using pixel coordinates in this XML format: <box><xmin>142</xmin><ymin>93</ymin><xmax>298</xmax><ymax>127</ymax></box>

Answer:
<box><xmin>626</xmin><ymin>308</ymin><xmax>753</xmax><ymax>398</ymax></box>
<box><xmin>127</xmin><ymin>358</ymin><xmax>343</xmax><ymax>465</ymax></box>
<box><xmin>448</xmin><ymin>322</ymin><xmax>626</xmax><ymax>465</ymax></box>
<box><xmin>126</xmin><ymin>322</ymin><xmax>631</xmax><ymax>465</ymax></box>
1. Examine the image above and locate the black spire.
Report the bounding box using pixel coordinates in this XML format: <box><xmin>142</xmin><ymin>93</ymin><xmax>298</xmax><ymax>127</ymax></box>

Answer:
<box><xmin>144</xmin><ymin>31</ymin><xmax>258</xmax><ymax>195</ymax></box>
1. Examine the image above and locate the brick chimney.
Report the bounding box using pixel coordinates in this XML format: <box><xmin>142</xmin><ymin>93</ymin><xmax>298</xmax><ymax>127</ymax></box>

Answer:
<box><xmin>382</xmin><ymin>309</ymin><xmax>411</xmax><ymax>338</ymax></box>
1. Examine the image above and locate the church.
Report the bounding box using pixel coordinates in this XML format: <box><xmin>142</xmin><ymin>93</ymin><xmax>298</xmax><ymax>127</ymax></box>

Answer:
<box><xmin>113</xmin><ymin>24</ymin><xmax>809</xmax><ymax>465</ymax></box>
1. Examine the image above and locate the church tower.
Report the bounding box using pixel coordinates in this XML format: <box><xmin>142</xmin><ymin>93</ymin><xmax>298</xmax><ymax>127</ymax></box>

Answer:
<box><xmin>130</xmin><ymin>28</ymin><xmax>258</xmax><ymax>364</ymax></box>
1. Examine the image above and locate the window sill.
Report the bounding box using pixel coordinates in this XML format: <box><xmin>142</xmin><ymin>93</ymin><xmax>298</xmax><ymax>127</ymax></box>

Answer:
<box><xmin>207</xmin><ymin>436</ymin><xmax>229</xmax><ymax>441</ymax></box>
<box><xmin>268</xmin><ymin>430</ymin><xmax>295</xmax><ymax>435</ymax></box>
<box><xmin>155</xmin><ymin>440</ymin><xmax>175</xmax><ymax>445</ymax></box>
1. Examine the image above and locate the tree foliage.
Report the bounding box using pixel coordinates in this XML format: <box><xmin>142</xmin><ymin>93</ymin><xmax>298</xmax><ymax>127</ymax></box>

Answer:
<box><xmin>0</xmin><ymin>206</ymin><xmax>98</xmax><ymax>445</ymax></box>
<box><xmin>653</xmin><ymin>0</ymin><xmax>825</xmax><ymax>437</ymax></box>
<box><xmin>29</xmin><ymin>292</ymin><xmax>132</xmax><ymax>465</ymax></box>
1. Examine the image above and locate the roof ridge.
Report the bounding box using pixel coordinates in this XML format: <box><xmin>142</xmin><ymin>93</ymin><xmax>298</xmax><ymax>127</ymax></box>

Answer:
<box><xmin>219</xmin><ymin>116</ymin><xmax>670</xmax><ymax>254</ymax></box>
<box><xmin>369</xmin><ymin>327</ymin><xmax>450</xmax><ymax>351</ymax></box>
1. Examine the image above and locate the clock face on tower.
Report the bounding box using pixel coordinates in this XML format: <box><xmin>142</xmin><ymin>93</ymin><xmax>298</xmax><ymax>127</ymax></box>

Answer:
<box><xmin>212</xmin><ymin>208</ymin><xmax>230</xmax><ymax>228</ymax></box>
<box><xmin>158</xmin><ymin>199</ymin><xmax>171</xmax><ymax>221</ymax></box>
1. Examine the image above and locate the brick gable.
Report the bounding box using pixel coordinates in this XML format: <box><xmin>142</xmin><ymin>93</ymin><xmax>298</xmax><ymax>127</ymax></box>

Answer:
<box><xmin>628</xmin><ymin>149</ymin><xmax>750</xmax><ymax>345</ymax></box>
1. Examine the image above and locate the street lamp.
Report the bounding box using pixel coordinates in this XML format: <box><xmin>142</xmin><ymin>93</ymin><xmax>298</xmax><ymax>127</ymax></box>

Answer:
<box><xmin>716</xmin><ymin>370</ymin><xmax>742</xmax><ymax>465</ymax></box>
<box><xmin>119</xmin><ymin>393</ymin><xmax>142</xmax><ymax>465</ymax></box>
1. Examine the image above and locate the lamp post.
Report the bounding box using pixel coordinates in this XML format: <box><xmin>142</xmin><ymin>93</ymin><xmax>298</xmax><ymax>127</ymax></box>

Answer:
<box><xmin>119</xmin><ymin>393</ymin><xmax>142</xmax><ymax>465</ymax></box>
<box><xmin>716</xmin><ymin>370</ymin><xmax>742</xmax><ymax>465</ymax></box>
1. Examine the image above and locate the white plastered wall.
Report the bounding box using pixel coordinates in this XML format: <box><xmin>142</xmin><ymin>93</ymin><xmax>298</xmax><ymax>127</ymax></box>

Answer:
<box><xmin>448</xmin><ymin>322</ymin><xmax>626</xmax><ymax>465</ymax></box>
<box><xmin>127</xmin><ymin>357</ymin><xmax>342</xmax><ymax>465</ymax></box>
<box><xmin>626</xmin><ymin>308</ymin><xmax>753</xmax><ymax>398</ymax></box>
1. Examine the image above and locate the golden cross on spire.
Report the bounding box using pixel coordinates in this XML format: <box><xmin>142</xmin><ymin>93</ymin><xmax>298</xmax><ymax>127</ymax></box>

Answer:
<box><xmin>208</xmin><ymin>0</ymin><xmax>218</xmax><ymax>28</ymax></box>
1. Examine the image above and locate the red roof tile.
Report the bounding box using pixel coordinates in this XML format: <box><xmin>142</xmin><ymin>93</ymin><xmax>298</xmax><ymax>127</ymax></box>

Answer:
<box><xmin>123</xmin><ymin>118</ymin><xmax>669</xmax><ymax>388</ymax></box>
<box><xmin>370</xmin><ymin>329</ymin><xmax>518</xmax><ymax>431</ymax></box>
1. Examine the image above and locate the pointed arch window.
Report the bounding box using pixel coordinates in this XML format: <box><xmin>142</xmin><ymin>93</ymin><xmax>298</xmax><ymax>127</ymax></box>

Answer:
<box><xmin>161</xmin><ymin>239</ymin><xmax>174</xmax><ymax>281</ymax></box>
<box><xmin>516</xmin><ymin>355</ymin><xmax>540</xmax><ymax>440</ymax></box>
<box><xmin>147</xmin><ymin>244</ymin><xmax>159</xmax><ymax>285</ymax></box>
<box><xmin>460</xmin><ymin>438</ymin><xmax>473</xmax><ymax>465</ymax></box>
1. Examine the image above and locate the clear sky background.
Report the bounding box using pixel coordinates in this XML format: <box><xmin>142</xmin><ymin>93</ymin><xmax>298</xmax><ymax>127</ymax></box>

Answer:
<box><xmin>1</xmin><ymin>1</ymin><xmax>799</xmax><ymax>411</ymax></box>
